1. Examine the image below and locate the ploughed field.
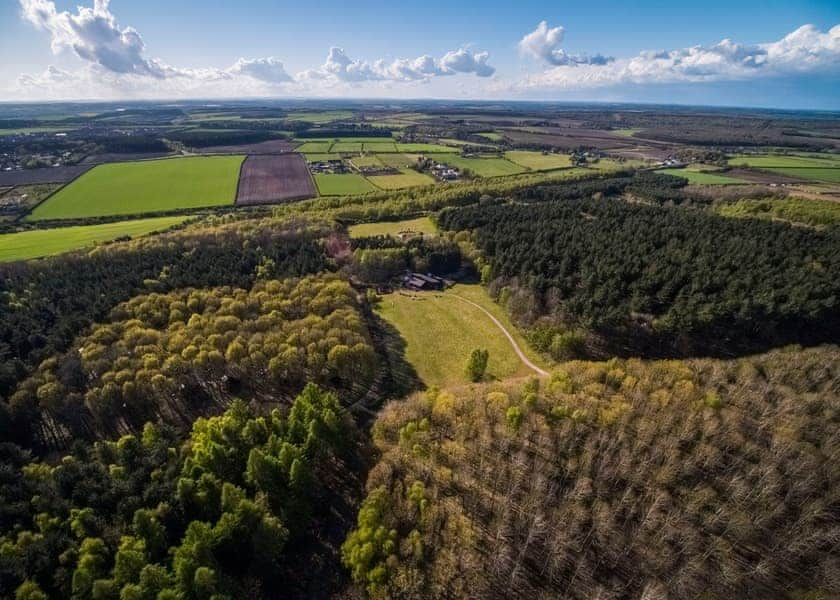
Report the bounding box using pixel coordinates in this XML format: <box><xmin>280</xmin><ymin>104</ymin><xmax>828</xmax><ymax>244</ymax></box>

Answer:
<box><xmin>26</xmin><ymin>156</ymin><xmax>244</xmax><ymax>220</ymax></box>
<box><xmin>235</xmin><ymin>154</ymin><xmax>316</xmax><ymax>205</ymax></box>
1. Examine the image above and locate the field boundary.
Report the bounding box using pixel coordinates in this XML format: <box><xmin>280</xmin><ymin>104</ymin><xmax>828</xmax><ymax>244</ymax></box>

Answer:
<box><xmin>14</xmin><ymin>167</ymin><xmax>93</xmax><ymax>223</ymax></box>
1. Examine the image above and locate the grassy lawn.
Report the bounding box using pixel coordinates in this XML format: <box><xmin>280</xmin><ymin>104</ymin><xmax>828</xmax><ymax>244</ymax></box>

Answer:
<box><xmin>313</xmin><ymin>173</ymin><xmax>377</xmax><ymax>196</ymax></box>
<box><xmin>296</xmin><ymin>142</ymin><xmax>332</xmax><ymax>153</ymax></box>
<box><xmin>716</xmin><ymin>198</ymin><xmax>840</xmax><ymax>227</ymax></box>
<box><xmin>506</xmin><ymin>151</ymin><xmax>572</xmax><ymax>171</ymax></box>
<box><xmin>27</xmin><ymin>156</ymin><xmax>243</xmax><ymax>220</ymax></box>
<box><xmin>660</xmin><ymin>168</ymin><xmax>750</xmax><ymax>184</ymax></box>
<box><xmin>436</xmin><ymin>154</ymin><xmax>526</xmax><ymax>177</ymax></box>
<box><xmin>0</xmin><ymin>216</ymin><xmax>188</xmax><ymax>262</ymax></box>
<box><xmin>376</xmin><ymin>284</ymin><xmax>546</xmax><ymax>387</ymax></box>
<box><xmin>367</xmin><ymin>169</ymin><xmax>436</xmax><ymax>190</ymax></box>
<box><xmin>395</xmin><ymin>143</ymin><xmax>455</xmax><ymax>153</ymax></box>
<box><xmin>363</xmin><ymin>142</ymin><xmax>398</xmax><ymax>152</ymax></box>
<box><xmin>348</xmin><ymin>216</ymin><xmax>437</xmax><ymax>238</ymax></box>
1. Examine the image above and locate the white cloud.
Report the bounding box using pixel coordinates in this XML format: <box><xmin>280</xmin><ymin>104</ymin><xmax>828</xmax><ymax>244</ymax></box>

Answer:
<box><xmin>519</xmin><ymin>23</ymin><xmax>840</xmax><ymax>90</ymax></box>
<box><xmin>228</xmin><ymin>57</ymin><xmax>292</xmax><ymax>84</ymax></box>
<box><xmin>307</xmin><ymin>46</ymin><xmax>494</xmax><ymax>83</ymax></box>
<box><xmin>519</xmin><ymin>21</ymin><xmax>613</xmax><ymax>66</ymax></box>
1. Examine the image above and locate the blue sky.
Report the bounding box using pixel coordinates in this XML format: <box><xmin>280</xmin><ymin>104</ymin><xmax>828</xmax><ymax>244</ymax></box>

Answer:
<box><xmin>1</xmin><ymin>0</ymin><xmax>839</xmax><ymax>108</ymax></box>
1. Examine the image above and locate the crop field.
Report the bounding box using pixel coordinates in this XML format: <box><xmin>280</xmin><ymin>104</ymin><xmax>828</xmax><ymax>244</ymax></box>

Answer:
<box><xmin>0</xmin><ymin>216</ymin><xmax>188</xmax><ymax>262</ymax></box>
<box><xmin>297</xmin><ymin>137</ymin><xmax>394</xmax><ymax>144</ymax></box>
<box><xmin>659</xmin><ymin>168</ymin><xmax>751</xmax><ymax>185</ymax></box>
<box><xmin>436</xmin><ymin>154</ymin><xmax>526</xmax><ymax>177</ymax></box>
<box><xmin>367</xmin><ymin>169</ymin><xmax>436</xmax><ymax>190</ymax></box>
<box><xmin>303</xmin><ymin>153</ymin><xmax>342</xmax><ymax>162</ymax></box>
<box><xmin>197</xmin><ymin>139</ymin><xmax>294</xmax><ymax>155</ymax></box>
<box><xmin>296</xmin><ymin>142</ymin><xmax>332</xmax><ymax>153</ymax></box>
<box><xmin>505</xmin><ymin>151</ymin><xmax>572</xmax><ymax>171</ymax></box>
<box><xmin>376</xmin><ymin>284</ymin><xmax>545</xmax><ymax>387</ymax></box>
<box><xmin>236</xmin><ymin>154</ymin><xmax>316</xmax><ymax>205</ymax></box>
<box><xmin>285</xmin><ymin>110</ymin><xmax>354</xmax><ymax>123</ymax></box>
<box><xmin>348</xmin><ymin>216</ymin><xmax>437</xmax><ymax>238</ymax></box>
<box><xmin>377</xmin><ymin>153</ymin><xmax>420</xmax><ymax>168</ymax></box>
<box><xmin>27</xmin><ymin>156</ymin><xmax>243</xmax><ymax>220</ymax></box>
<box><xmin>762</xmin><ymin>168</ymin><xmax>840</xmax><ymax>183</ymax></box>
<box><xmin>477</xmin><ymin>132</ymin><xmax>504</xmax><ymax>141</ymax></box>
<box><xmin>394</xmin><ymin>143</ymin><xmax>455</xmax><ymax>153</ymax></box>
<box><xmin>313</xmin><ymin>173</ymin><xmax>377</xmax><ymax>196</ymax></box>
<box><xmin>0</xmin><ymin>165</ymin><xmax>92</xmax><ymax>187</ymax></box>
<box><xmin>363</xmin><ymin>142</ymin><xmax>398</xmax><ymax>152</ymax></box>
<box><xmin>331</xmin><ymin>142</ymin><xmax>363</xmax><ymax>153</ymax></box>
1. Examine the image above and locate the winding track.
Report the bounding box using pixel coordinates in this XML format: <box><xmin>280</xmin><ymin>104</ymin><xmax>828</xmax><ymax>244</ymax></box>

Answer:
<box><xmin>448</xmin><ymin>293</ymin><xmax>550</xmax><ymax>377</ymax></box>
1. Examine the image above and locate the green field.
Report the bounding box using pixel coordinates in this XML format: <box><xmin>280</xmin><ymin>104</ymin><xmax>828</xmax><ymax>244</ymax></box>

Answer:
<box><xmin>716</xmin><ymin>197</ymin><xmax>840</xmax><ymax>227</ymax></box>
<box><xmin>0</xmin><ymin>126</ymin><xmax>76</xmax><ymax>136</ymax></box>
<box><xmin>395</xmin><ymin>143</ymin><xmax>455</xmax><ymax>153</ymax></box>
<box><xmin>296</xmin><ymin>142</ymin><xmax>332</xmax><ymax>153</ymax></box>
<box><xmin>367</xmin><ymin>169</ymin><xmax>436</xmax><ymax>190</ymax></box>
<box><xmin>437</xmin><ymin>154</ymin><xmax>526</xmax><ymax>177</ymax></box>
<box><xmin>660</xmin><ymin>168</ymin><xmax>750</xmax><ymax>185</ymax></box>
<box><xmin>377</xmin><ymin>153</ymin><xmax>421</xmax><ymax>168</ymax></box>
<box><xmin>763</xmin><ymin>168</ymin><xmax>840</xmax><ymax>183</ymax></box>
<box><xmin>376</xmin><ymin>284</ymin><xmax>546</xmax><ymax>387</ymax></box>
<box><xmin>728</xmin><ymin>154</ymin><xmax>840</xmax><ymax>169</ymax></box>
<box><xmin>506</xmin><ymin>151</ymin><xmax>572</xmax><ymax>171</ymax></box>
<box><xmin>348</xmin><ymin>216</ymin><xmax>437</xmax><ymax>238</ymax></box>
<box><xmin>304</xmin><ymin>153</ymin><xmax>342</xmax><ymax>162</ymax></box>
<box><xmin>0</xmin><ymin>216</ymin><xmax>188</xmax><ymax>262</ymax></box>
<box><xmin>27</xmin><ymin>156</ymin><xmax>243</xmax><ymax>220</ymax></box>
<box><xmin>285</xmin><ymin>110</ymin><xmax>354</xmax><ymax>123</ymax></box>
<box><xmin>313</xmin><ymin>173</ymin><xmax>377</xmax><ymax>196</ymax></box>
<box><xmin>611</xmin><ymin>128</ymin><xmax>641</xmax><ymax>137</ymax></box>
<box><xmin>297</xmin><ymin>137</ymin><xmax>394</xmax><ymax>144</ymax></box>
<box><xmin>331</xmin><ymin>142</ymin><xmax>363</xmax><ymax>153</ymax></box>
<box><xmin>350</xmin><ymin>155</ymin><xmax>384</xmax><ymax>169</ymax></box>
<box><xmin>363</xmin><ymin>142</ymin><xmax>398</xmax><ymax>152</ymax></box>
<box><xmin>477</xmin><ymin>132</ymin><xmax>504</xmax><ymax>141</ymax></box>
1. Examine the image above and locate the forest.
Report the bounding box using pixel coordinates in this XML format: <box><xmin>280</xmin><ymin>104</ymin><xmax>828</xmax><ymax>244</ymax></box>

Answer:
<box><xmin>437</xmin><ymin>194</ymin><xmax>840</xmax><ymax>357</ymax></box>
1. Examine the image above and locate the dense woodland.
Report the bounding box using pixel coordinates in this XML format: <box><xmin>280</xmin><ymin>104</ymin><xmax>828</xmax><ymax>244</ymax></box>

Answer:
<box><xmin>345</xmin><ymin>346</ymin><xmax>840</xmax><ymax>599</ymax></box>
<box><xmin>438</xmin><ymin>194</ymin><xmax>840</xmax><ymax>357</ymax></box>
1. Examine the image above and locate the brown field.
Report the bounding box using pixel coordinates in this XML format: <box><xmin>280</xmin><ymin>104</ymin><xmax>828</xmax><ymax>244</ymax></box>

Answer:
<box><xmin>501</xmin><ymin>127</ymin><xmax>673</xmax><ymax>160</ymax></box>
<box><xmin>0</xmin><ymin>165</ymin><xmax>92</xmax><ymax>186</ymax></box>
<box><xmin>198</xmin><ymin>139</ymin><xmax>295</xmax><ymax>155</ymax></box>
<box><xmin>235</xmin><ymin>154</ymin><xmax>316</xmax><ymax>205</ymax></box>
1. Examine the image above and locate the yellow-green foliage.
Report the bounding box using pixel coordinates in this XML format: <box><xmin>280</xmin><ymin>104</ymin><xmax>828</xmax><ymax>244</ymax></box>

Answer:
<box><xmin>349</xmin><ymin>346</ymin><xmax>840</xmax><ymax>599</ymax></box>
<box><xmin>12</xmin><ymin>275</ymin><xmax>375</xmax><ymax>445</ymax></box>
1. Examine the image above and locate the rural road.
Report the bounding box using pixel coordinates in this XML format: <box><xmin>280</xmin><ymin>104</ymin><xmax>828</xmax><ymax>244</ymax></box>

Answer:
<box><xmin>448</xmin><ymin>293</ymin><xmax>550</xmax><ymax>378</ymax></box>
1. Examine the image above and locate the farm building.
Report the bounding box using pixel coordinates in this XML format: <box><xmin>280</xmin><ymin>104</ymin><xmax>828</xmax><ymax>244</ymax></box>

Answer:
<box><xmin>402</xmin><ymin>272</ymin><xmax>448</xmax><ymax>291</ymax></box>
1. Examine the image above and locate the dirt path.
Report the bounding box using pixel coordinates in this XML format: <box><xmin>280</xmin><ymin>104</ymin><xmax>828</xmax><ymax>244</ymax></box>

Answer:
<box><xmin>448</xmin><ymin>293</ymin><xmax>549</xmax><ymax>378</ymax></box>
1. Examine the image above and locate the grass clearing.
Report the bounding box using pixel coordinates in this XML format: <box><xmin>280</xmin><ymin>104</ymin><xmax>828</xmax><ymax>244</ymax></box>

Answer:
<box><xmin>505</xmin><ymin>151</ymin><xmax>572</xmax><ymax>171</ymax></box>
<box><xmin>313</xmin><ymin>173</ymin><xmax>377</xmax><ymax>196</ymax></box>
<box><xmin>716</xmin><ymin>197</ymin><xmax>840</xmax><ymax>227</ymax></box>
<box><xmin>27</xmin><ymin>156</ymin><xmax>243</xmax><ymax>220</ymax></box>
<box><xmin>367</xmin><ymin>169</ymin><xmax>436</xmax><ymax>190</ymax></box>
<box><xmin>348</xmin><ymin>216</ymin><xmax>437</xmax><ymax>238</ymax></box>
<box><xmin>0</xmin><ymin>216</ymin><xmax>188</xmax><ymax>262</ymax></box>
<box><xmin>296</xmin><ymin>142</ymin><xmax>332</xmax><ymax>153</ymax></box>
<box><xmin>660</xmin><ymin>168</ymin><xmax>750</xmax><ymax>185</ymax></box>
<box><xmin>376</xmin><ymin>284</ymin><xmax>545</xmax><ymax>387</ymax></box>
<box><xmin>436</xmin><ymin>154</ymin><xmax>526</xmax><ymax>178</ymax></box>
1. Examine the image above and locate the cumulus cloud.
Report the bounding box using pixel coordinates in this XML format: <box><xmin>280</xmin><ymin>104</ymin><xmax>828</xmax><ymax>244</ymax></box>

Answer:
<box><xmin>519</xmin><ymin>23</ymin><xmax>840</xmax><ymax>90</ymax></box>
<box><xmin>228</xmin><ymin>57</ymin><xmax>292</xmax><ymax>84</ymax></box>
<box><xmin>519</xmin><ymin>21</ymin><xmax>614</xmax><ymax>66</ymax></box>
<box><xmin>308</xmin><ymin>46</ymin><xmax>495</xmax><ymax>83</ymax></box>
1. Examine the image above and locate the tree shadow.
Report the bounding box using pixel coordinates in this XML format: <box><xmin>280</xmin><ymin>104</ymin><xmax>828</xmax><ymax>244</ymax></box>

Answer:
<box><xmin>368</xmin><ymin>308</ymin><xmax>424</xmax><ymax>401</ymax></box>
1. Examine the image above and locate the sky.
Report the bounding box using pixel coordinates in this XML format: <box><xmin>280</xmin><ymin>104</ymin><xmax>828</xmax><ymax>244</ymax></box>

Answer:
<box><xmin>1</xmin><ymin>0</ymin><xmax>839</xmax><ymax>109</ymax></box>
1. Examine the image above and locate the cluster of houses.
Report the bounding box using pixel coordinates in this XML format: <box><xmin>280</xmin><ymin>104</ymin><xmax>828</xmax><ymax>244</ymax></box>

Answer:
<box><xmin>402</xmin><ymin>272</ymin><xmax>451</xmax><ymax>291</ymax></box>
<box><xmin>429</xmin><ymin>162</ymin><xmax>459</xmax><ymax>181</ymax></box>
<box><xmin>308</xmin><ymin>159</ymin><xmax>347</xmax><ymax>174</ymax></box>
<box><xmin>660</xmin><ymin>156</ymin><xmax>685</xmax><ymax>167</ymax></box>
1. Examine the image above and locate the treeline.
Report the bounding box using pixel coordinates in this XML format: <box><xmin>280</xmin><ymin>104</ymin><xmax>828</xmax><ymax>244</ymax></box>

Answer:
<box><xmin>164</xmin><ymin>129</ymin><xmax>276</xmax><ymax>148</ymax></box>
<box><xmin>9</xmin><ymin>275</ymin><xmax>376</xmax><ymax>450</ymax></box>
<box><xmin>0</xmin><ymin>384</ymin><xmax>359</xmax><ymax>599</ymax></box>
<box><xmin>294</xmin><ymin>128</ymin><xmax>393</xmax><ymax>139</ymax></box>
<box><xmin>0</xmin><ymin>217</ymin><xmax>332</xmax><ymax>405</ymax></box>
<box><xmin>345</xmin><ymin>345</ymin><xmax>840</xmax><ymax>598</ymax></box>
<box><xmin>347</xmin><ymin>236</ymin><xmax>462</xmax><ymax>283</ymax></box>
<box><xmin>438</xmin><ymin>195</ymin><xmax>840</xmax><ymax>357</ymax></box>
